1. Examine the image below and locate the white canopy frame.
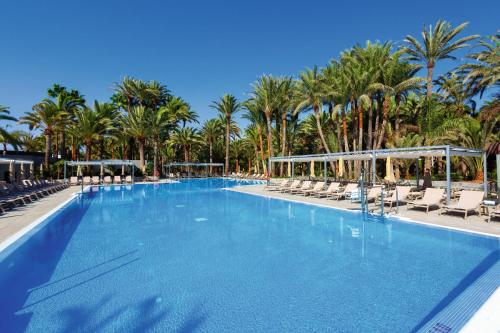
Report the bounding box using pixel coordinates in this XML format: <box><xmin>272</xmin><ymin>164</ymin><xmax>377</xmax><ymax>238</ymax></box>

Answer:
<box><xmin>270</xmin><ymin>145</ymin><xmax>486</xmax><ymax>204</ymax></box>
<box><xmin>0</xmin><ymin>157</ymin><xmax>35</xmax><ymax>181</ymax></box>
<box><xmin>64</xmin><ymin>160</ymin><xmax>137</xmax><ymax>183</ymax></box>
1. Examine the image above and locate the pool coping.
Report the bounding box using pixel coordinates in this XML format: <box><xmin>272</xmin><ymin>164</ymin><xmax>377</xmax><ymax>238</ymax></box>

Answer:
<box><xmin>0</xmin><ymin>190</ymin><xmax>82</xmax><ymax>254</ymax></box>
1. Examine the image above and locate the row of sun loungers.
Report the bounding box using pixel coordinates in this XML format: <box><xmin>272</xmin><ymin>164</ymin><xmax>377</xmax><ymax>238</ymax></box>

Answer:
<box><xmin>0</xmin><ymin>179</ymin><xmax>69</xmax><ymax>214</ymax></box>
<box><xmin>69</xmin><ymin>176</ymin><xmax>134</xmax><ymax>186</ymax></box>
<box><xmin>265</xmin><ymin>179</ymin><xmax>494</xmax><ymax>220</ymax></box>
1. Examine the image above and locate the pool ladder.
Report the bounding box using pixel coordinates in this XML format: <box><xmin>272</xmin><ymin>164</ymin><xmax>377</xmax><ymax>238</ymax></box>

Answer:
<box><xmin>359</xmin><ymin>171</ymin><xmax>397</xmax><ymax>216</ymax></box>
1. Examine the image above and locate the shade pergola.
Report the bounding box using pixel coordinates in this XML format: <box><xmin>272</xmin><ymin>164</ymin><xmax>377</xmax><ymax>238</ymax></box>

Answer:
<box><xmin>64</xmin><ymin>160</ymin><xmax>137</xmax><ymax>181</ymax></box>
<box><xmin>270</xmin><ymin>145</ymin><xmax>486</xmax><ymax>204</ymax></box>
<box><xmin>164</xmin><ymin>162</ymin><xmax>224</xmax><ymax>177</ymax></box>
<box><xmin>0</xmin><ymin>157</ymin><xmax>35</xmax><ymax>181</ymax></box>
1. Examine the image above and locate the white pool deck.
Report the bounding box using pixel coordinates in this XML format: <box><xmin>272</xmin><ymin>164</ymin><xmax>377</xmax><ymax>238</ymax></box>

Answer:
<box><xmin>0</xmin><ymin>182</ymin><xmax>499</xmax><ymax>332</ymax></box>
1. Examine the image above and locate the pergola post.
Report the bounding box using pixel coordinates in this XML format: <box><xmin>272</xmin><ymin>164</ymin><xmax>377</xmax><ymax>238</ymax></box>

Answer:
<box><xmin>132</xmin><ymin>164</ymin><xmax>135</xmax><ymax>183</ymax></box>
<box><xmin>483</xmin><ymin>152</ymin><xmax>488</xmax><ymax>195</ymax></box>
<box><xmin>371</xmin><ymin>151</ymin><xmax>376</xmax><ymax>186</ymax></box>
<box><xmin>445</xmin><ymin>145</ymin><xmax>451</xmax><ymax>204</ymax></box>
<box><xmin>416</xmin><ymin>158</ymin><xmax>420</xmax><ymax>189</ymax></box>
<box><xmin>323</xmin><ymin>159</ymin><xmax>327</xmax><ymax>183</ymax></box>
<box><xmin>292</xmin><ymin>161</ymin><xmax>295</xmax><ymax>179</ymax></box>
<box><xmin>64</xmin><ymin>161</ymin><xmax>67</xmax><ymax>182</ymax></box>
<box><xmin>497</xmin><ymin>154</ymin><xmax>500</xmax><ymax>193</ymax></box>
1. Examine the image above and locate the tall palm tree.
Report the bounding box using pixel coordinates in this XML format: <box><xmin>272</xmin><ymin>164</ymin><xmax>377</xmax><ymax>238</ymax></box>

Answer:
<box><xmin>122</xmin><ymin>106</ymin><xmax>150</xmax><ymax>170</ymax></box>
<box><xmin>170</xmin><ymin>127</ymin><xmax>201</xmax><ymax>163</ymax></box>
<box><xmin>73</xmin><ymin>107</ymin><xmax>114</xmax><ymax>160</ymax></box>
<box><xmin>276</xmin><ymin>77</ymin><xmax>295</xmax><ymax>176</ymax></box>
<box><xmin>201</xmin><ymin>118</ymin><xmax>224</xmax><ymax>173</ymax></box>
<box><xmin>401</xmin><ymin>20</ymin><xmax>478</xmax><ymax>99</ymax></box>
<box><xmin>460</xmin><ymin>32</ymin><xmax>500</xmax><ymax>96</ymax></box>
<box><xmin>19</xmin><ymin>100</ymin><xmax>66</xmax><ymax>169</ymax></box>
<box><xmin>242</xmin><ymin>99</ymin><xmax>267</xmax><ymax>175</ymax></box>
<box><xmin>369</xmin><ymin>54</ymin><xmax>424</xmax><ymax>147</ymax></box>
<box><xmin>295</xmin><ymin>67</ymin><xmax>335</xmax><ymax>172</ymax></box>
<box><xmin>211</xmin><ymin>94</ymin><xmax>240</xmax><ymax>176</ymax></box>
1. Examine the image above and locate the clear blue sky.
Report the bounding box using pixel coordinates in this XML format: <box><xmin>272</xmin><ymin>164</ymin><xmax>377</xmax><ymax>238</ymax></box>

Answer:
<box><xmin>1</xmin><ymin>0</ymin><xmax>498</xmax><ymax>130</ymax></box>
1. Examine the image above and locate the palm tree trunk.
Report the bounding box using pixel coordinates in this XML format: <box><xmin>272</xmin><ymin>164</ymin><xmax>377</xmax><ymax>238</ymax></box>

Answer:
<box><xmin>225</xmin><ymin>116</ymin><xmax>230</xmax><ymax>176</ymax></box>
<box><xmin>138</xmin><ymin>139</ymin><xmax>145</xmax><ymax>171</ymax></box>
<box><xmin>60</xmin><ymin>132</ymin><xmax>66</xmax><ymax>159</ymax></box>
<box><xmin>280</xmin><ymin>112</ymin><xmax>287</xmax><ymax>177</ymax></box>
<box><xmin>373</xmin><ymin>98</ymin><xmax>382</xmax><ymax>149</ymax></box>
<box><xmin>71</xmin><ymin>136</ymin><xmax>77</xmax><ymax>161</ymax></box>
<box><xmin>426</xmin><ymin>63</ymin><xmax>434</xmax><ymax>99</ymax></box>
<box><xmin>341</xmin><ymin>107</ymin><xmax>351</xmax><ymax>178</ymax></box>
<box><xmin>264</xmin><ymin>111</ymin><xmax>274</xmax><ymax>177</ymax></box>
<box><xmin>44</xmin><ymin>133</ymin><xmax>51</xmax><ymax>169</ymax></box>
<box><xmin>153</xmin><ymin>139</ymin><xmax>158</xmax><ymax>176</ymax></box>
<box><xmin>85</xmin><ymin>142</ymin><xmax>92</xmax><ymax>161</ymax></box>
<box><xmin>257</xmin><ymin>125</ymin><xmax>266</xmax><ymax>175</ymax></box>
<box><xmin>394</xmin><ymin>95</ymin><xmax>402</xmax><ymax>139</ymax></box>
<box><xmin>314</xmin><ymin>107</ymin><xmax>335</xmax><ymax>173</ymax></box>
<box><xmin>254</xmin><ymin>147</ymin><xmax>260</xmax><ymax>173</ymax></box>
<box><xmin>376</xmin><ymin>96</ymin><xmax>390</xmax><ymax>149</ymax></box>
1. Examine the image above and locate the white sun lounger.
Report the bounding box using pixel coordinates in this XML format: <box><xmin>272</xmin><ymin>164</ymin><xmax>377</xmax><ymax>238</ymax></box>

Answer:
<box><xmin>69</xmin><ymin>176</ymin><xmax>80</xmax><ymax>186</ymax></box>
<box><xmin>312</xmin><ymin>182</ymin><xmax>341</xmax><ymax>198</ymax></box>
<box><xmin>383</xmin><ymin>186</ymin><xmax>412</xmax><ymax>208</ymax></box>
<box><xmin>300</xmin><ymin>182</ymin><xmax>325</xmax><ymax>196</ymax></box>
<box><xmin>82</xmin><ymin>176</ymin><xmax>91</xmax><ymax>185</ymax></box>
<box><xmin>439</xmin><ymin>190</ymin><xmax>484</xmax><ymax>219</ymax></box>
<box><xmin>330</xmin><ymin>183</ymin><xmax>358</xmax><ymax>200</ymax></box>
<box><xmin>282</xmin><ymin>180</ymin><xmax>301</xmax><ymax>193</ymax></box>
<box><xmin>290</xmin><ymin>181</ymin><xmax>312</xmax><ymax>194</ymax></box>
<box><xmin>407</xmin><ymin>188</ymin><xmax>445</xmax><ymax>213</ymax></box>
<box><xmin>113</xmin><ymin>175</ymin><xmax>122</xmax><ymax>184</ymax></box>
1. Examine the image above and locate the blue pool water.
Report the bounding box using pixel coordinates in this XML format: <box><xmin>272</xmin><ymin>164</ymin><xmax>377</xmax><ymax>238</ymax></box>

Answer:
<box><xmin>0</xmin><ymin>178</ymin><xmax>498</xmax><ymax>332</ymax></box>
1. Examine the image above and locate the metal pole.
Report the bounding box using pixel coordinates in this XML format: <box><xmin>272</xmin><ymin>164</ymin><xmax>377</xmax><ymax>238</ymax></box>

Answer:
<box><xmin>372</xmin><ymin>151</ymin><xmax>376</xmax><ymax>186</ymax></box>
<box><xmin>497</xmin><ymin>154</ymin><xmax>500</xmax><ymax>193</ymax></box>
<box><xmin>132</xmin><ymin>165</ymin><xmax>135</xmax><ymax>183</ymax></box>
<box><xmin>483</xmin><ymin>152</ymin><xmax>488</xmax><ymax>195</ymax></box>
<box><xmin>64</xmin><ymin>161</ymin><xmax>67</xmax><ymax>182</ymax></box>
<box><xmin>324</xmin><ymin>159</ymin><xmax>327</xmax><ymax>183</ymax></box>
<box><xmin>292</xmin><ymin>161</ymin><xmax>295</xmax><ymax>179</ymax></box>
<box><xmin>416</xmin><ymin>159</ymin><xmax>420</xmax><ymax>189</ymax></box>
<box><xmin>446</xmin><ymin>146</ymin><xmax>451</xmax><ymax>204</ymax></box>
<box><xmin>360</xmin><ymin>169</ymin><xmax>365</xmax><ymax>213</ymax></box>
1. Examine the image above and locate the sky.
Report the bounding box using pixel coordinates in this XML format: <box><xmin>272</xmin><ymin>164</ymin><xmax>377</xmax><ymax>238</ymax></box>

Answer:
<box><xmin>0</xmin><ymin>0</ymin><xmax>499</xmax><ymax>131</ymax></box>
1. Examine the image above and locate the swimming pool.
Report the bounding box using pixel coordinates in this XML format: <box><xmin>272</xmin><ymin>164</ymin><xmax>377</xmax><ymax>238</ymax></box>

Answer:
<box><xmin>0</xmin><ymin>178</ymin><xmax>498</xmax><ymax>332</ymax></box>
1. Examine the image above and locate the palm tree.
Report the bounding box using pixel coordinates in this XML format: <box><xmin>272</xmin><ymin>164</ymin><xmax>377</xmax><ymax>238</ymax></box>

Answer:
<box><xmin>242</xmin><ymin>99</ymin><xmax>267</xmax><ymax>175</ymax></box>
<box><xmin>122</xmin><ymin>106</ymin><xmax>150</xmax><ymax>170</ymax></box>
<box><xmin>201</xmin><ymin>118</ymin><xmax>224</xmax><ymax>173</ymax></box>
<box><xmin>436</xmin><ymin>72</ymin><xmax>475</xmax><ymax>115</ymax></box>
<box><xmin>170</xmin><ymin>127</ymin><xmax>201</xmax><ymax>163</ymax></box>
<box><xmin>369</xmin><ymin>54</ymin><xmax>424</xmax><ymax>147</ymax></box>
<box><xmin>276</xmin><ymin>77</ymin><xmax>295</xmax><ymax>176</ymax></box>
<box><xmin>460</xmin><ymin>32</ymin><xmax>500</xmax><ymax>96</ymax></box>
<box><xmin>0</xmin><ymin>105</ymin><xmax>18</xmax><ymax>155</ymax></box>
<box><xmin>295</xmin><ymin>67</ymin><xmax>335</xmax><ymax>172</ymax></box>
<box><xmin>73</xmin><ymin>107</ymin><xmax>114</xmax><ymax>160</ymax></box>
<box><xmin>401</xmin><ymin>20</ymin><xmax>478</xmax><ymax>99</ymax></box>
<box><xmin>250</xmin><ymin>76</ymin><xmax>283</xmax><ymax>177</ymax></box>
<box><xmin>19</xmin><ymin>100</ymin><xmax>66</xmax><ymax>169</ymax></box>
<box><xmin>211</xmin><ymin>94</ymin><xmax>240</xmax><ymax>176</ymax></box>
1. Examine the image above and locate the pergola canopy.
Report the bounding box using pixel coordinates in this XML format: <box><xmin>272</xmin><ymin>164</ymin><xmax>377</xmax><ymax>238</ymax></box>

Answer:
<box><xmin>164</xmin><ymin>162</ymin><xmax>224</xmax><ymax>167</ymax></box>
<box><xmin>0</xmin><ymin>157</ymin><xmax>34</xmax><ymax>165</ymax></box>
<box><xmin>67</xmin><ymin>159</ymin><xmax>136</xmax><ymax>166</ymax></box>
<box><xmin>270</xmin><ymin>146</ymin><xmax>483</xmax><ymax>163</ymax></box>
